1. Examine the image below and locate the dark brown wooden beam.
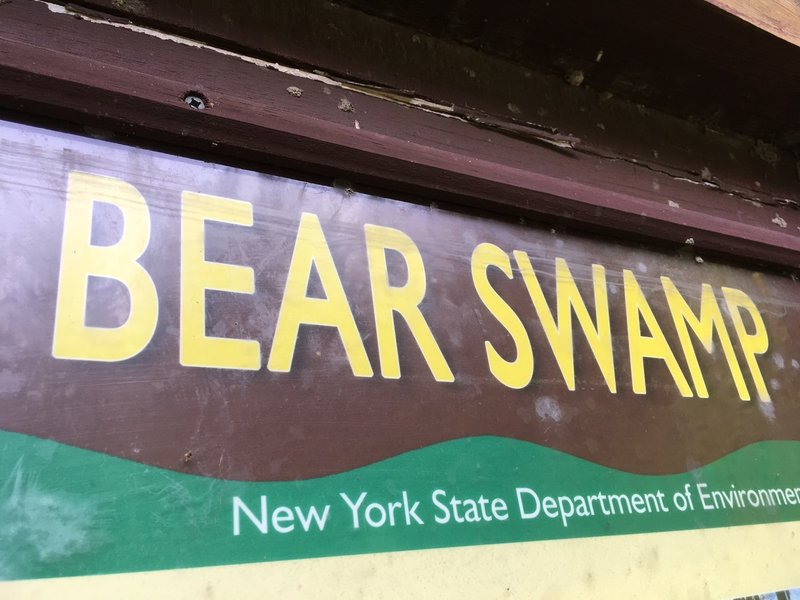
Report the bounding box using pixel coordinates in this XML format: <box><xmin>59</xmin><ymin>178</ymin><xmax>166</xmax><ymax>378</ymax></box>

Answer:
<box><xmin>1</xmin><ymin>1</ymin><xmax>798</xmax><ymax>268</ymax></box>
<box><xmin>69</xmin><ymin>0</ymin><xmax>800</xmax><ymax>147</ymax></box>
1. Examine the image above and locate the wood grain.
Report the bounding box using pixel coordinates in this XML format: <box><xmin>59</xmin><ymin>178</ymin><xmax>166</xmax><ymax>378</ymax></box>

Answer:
<box><xmin>706</xmin><ymin>0</ymin><xmax>800</xmax><ymax>47</ymax></box>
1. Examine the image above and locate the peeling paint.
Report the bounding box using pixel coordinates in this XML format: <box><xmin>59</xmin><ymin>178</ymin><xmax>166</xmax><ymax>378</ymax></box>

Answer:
<box><xmin>582</xmin><ymin>146</ymin><xmax>794</xmax><ymax>211</ymax></box>
<box><xmin>39</xmin><ymin>2</ymin><xmax>458</xmax><ymax>121</ymax></box>
<box><xmin>772</xmin><ymin>214</ymin><xmax>788</xmax><ymax>228</ymax></box>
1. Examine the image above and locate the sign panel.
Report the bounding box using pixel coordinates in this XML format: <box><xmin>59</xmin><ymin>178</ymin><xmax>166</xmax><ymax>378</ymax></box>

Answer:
<box><xmin>1</xmin><ymin>119</ymin><xmax>799</xmax><ymax>592</ymax></box>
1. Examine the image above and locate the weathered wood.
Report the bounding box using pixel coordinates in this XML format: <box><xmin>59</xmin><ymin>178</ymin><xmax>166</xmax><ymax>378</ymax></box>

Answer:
<box><xmin>706</xmin><ymin>0</ymin><xmax>800</xmax><ymax>48</ymax></box>
<box><xmin>70</xmin><ymin>0</ymin><xmax>800</xmax><ymax>147</ymax></box>
<box><xmin>0</xmin><ymin>1</ymin><xmax>798</xmax><ymax>268</ymax></box>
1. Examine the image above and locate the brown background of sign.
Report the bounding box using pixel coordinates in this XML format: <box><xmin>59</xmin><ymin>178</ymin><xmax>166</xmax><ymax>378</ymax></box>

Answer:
<box><xmin>1</xmin><ymin>119</ymin><xmax>798</xmax><ymax>480</ymax></box>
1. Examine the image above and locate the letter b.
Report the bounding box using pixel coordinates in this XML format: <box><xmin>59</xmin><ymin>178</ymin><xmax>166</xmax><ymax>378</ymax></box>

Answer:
<box><xmin>52</xmin><ymin>172</ymin><xmax>158</xmax><ymax>361</ymax></box>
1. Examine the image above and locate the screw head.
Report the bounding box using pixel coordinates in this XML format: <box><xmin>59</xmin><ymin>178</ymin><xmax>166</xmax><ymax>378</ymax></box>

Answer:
<box><xmin>182</xmin><ymin>92</ymin><xmax>207</xmax><ymax>110</ymax></box>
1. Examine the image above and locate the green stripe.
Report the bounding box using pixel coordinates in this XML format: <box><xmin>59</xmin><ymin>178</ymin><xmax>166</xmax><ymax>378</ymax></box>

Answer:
<box><xmin>2</xmin><ymin>429</ymin><xmax>800</xmax><ymax>581</ymax></box>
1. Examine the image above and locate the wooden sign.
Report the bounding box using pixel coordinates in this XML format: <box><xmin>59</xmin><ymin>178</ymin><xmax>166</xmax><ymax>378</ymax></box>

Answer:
<box><xmin>1</xmin><ymin>118</ymin><xmax>799</xmax><ymax>595</ymax></box>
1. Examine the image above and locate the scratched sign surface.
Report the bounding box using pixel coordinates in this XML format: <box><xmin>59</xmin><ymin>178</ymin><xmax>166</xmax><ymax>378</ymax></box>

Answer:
<box><xmin>1</xmin><ymin>118</ymin><xmax>799</xmax><ymax>583</ymax></box>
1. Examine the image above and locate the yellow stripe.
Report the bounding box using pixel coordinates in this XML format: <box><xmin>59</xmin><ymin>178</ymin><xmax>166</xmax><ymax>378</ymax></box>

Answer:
<box><xmin>5</xmin><ymin>522</ymin><xmax>800</xmax><ymax>599</ymax></box>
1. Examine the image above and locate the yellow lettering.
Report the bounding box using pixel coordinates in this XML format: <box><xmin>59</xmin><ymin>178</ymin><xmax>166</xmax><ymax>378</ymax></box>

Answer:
<box><xmin>661</xmin><ymin>277</ymin><xmax>749</xmax><ymax>399</ymax></box>
<box><xmin>180</xmin><ymin>192</ymin><xmax>260</xmax><ymax>370</ymax></box>
<box><xmin>471</xmin><ymin>243</ymin><xmax>533</xmax><ymax>389</ymax></box>
<box><xmin>514</xmin><ymin>253</ymin><xmax>616</xmax><ymax>392</ymax></box>
<box><xmin>365</xmin><ymin>224</ymin><xmax>453</xmax><ymax>382</ymax></box>
<box><xmin>623</xmin><ymin>270</ymin><xmax>692</xmax><ymax>397</ymax></box>
<box><xmin>53</xmin><ymin>172</ymin><xmax>157</xmax><ymax>361</ymax></box>
<box><xmin>267</xmin><ymin>213</ymin><xmax>372</xmax><ymax>376</ymax></box>
<box><xmin>723</xmin><ymin>287</ymin><xmax>771</xmax><ymax>401</ymax></box>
